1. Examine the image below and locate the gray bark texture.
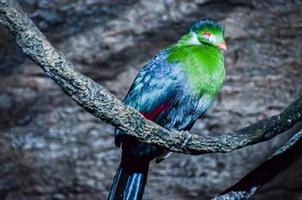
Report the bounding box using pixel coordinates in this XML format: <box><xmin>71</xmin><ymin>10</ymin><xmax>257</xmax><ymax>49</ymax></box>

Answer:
<box><xmin>0</xmin><ymin>0</ymin><xmax>301</xmax><ymax>199</ymax></box>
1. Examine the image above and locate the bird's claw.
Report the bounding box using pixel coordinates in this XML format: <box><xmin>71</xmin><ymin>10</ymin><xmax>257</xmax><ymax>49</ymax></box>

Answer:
<box><xmin>180</xmin><ymin>130</ymin><xmax>191</xmax><ymax>150</ymax></box>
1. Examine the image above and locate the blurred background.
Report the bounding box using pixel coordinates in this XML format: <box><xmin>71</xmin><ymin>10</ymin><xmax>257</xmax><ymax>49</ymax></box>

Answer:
<box><xmin>0</xmin><ymin>0</ymin><xmax>301</xmax><ymax>199</ymax></box>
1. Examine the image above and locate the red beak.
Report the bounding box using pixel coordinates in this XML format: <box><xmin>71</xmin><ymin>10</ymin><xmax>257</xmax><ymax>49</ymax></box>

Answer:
<box><xmin>218</xmin><ymin>42</ymin><xmax>227</xmax><ymax>51</ymax></box>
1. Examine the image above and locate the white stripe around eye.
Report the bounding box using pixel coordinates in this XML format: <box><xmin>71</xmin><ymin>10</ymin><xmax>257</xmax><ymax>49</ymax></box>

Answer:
<box><xmin>189</xmin><ymin>32</ymin><xmax>201</xmax><ymax>45</ymax></box>
<box><xmin>209</xmin><ymin>34</ymin><xmax>217</xmax><ymax>43</ymax></box>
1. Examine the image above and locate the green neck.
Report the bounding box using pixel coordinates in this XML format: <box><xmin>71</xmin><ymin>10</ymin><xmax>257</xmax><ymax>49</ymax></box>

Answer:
<box><xmin>167</xmin><ymin>34</ymin><xmax>225</xmax><ymax>97</ymax></box>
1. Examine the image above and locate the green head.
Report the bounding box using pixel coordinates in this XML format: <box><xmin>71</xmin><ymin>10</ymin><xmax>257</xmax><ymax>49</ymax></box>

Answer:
<box><xmin>178</xmin><ymin>19</ymin><xmax>227</xmax><ymax>51</ymax></box>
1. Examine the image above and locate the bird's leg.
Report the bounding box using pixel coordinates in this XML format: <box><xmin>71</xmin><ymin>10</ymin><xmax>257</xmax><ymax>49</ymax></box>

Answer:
<box><xmin>155</xmin><ymin>129</ymin><xmax>192</xmax><ymax>163</ymax></box>
<box><xmin>180</xmin><ymin>130</ymin><xmax>191</xmax><ymax>153</ymax></box>
<box><xmin>155</xmin><ymin>128</ymin><xmax>190</xmax><ymax>163</ymax></box>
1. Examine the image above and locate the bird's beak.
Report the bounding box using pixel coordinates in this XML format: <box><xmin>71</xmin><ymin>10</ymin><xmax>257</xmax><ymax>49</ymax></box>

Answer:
<box><xmin>218</xmin><ymin>42</ymin><xmax>227</xmax><ymax>51</ymax></box>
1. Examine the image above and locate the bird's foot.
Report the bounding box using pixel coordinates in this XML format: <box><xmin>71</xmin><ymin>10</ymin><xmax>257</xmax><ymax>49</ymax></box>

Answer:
<box><xmin>180</xmin><ymin>130</ymin><xmax>191</xmax><ymax>149</ymax></box>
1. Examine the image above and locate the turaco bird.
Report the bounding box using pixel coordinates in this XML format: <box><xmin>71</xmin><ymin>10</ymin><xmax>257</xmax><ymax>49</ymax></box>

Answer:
<box><xmin>108</xmin><ymin>19</ymin><xmax>227</xmax><ymax>200</ymax></box>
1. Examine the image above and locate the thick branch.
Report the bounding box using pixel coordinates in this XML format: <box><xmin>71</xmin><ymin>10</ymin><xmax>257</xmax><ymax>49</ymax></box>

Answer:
<box><xmin>0</xmin><ymin>0</ymin><xmax>302</xmax><ymax>155</ymax></box>
<box><xmin>213</xmin><ymin>128</ymin><xmax>302</xmax><ymax>200</ymax></box>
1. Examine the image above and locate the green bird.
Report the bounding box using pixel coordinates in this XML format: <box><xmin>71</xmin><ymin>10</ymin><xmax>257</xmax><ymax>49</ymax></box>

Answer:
<box><xmin>108</xmin><ymin>19</ymin><xmax>226</xmax><ymax>200</ymax></box>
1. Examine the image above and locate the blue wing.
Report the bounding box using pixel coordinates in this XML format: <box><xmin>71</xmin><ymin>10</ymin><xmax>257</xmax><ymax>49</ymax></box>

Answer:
<box><xmin>115</xmin><ymin>50</ymin><xmax>181</xmax><ymax>149</ymax></box>
<box><xmin>123</xmin><ymin>51</ymin><xmax>179</xmax><ymax>116</ymax></box>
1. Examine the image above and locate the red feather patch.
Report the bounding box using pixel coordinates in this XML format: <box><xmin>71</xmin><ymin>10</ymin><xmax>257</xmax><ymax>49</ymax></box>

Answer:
<box><xmin>141</xmin><ymin>99</ymin><xmax>173</xmax><ymax>121</ymax></box>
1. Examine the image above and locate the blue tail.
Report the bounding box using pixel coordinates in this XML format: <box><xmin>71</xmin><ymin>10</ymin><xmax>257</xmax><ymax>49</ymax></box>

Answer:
<box><xmin>107</xmin><ymin>152</ymin><xmax>149</xmax><ymax>200</ymax></box>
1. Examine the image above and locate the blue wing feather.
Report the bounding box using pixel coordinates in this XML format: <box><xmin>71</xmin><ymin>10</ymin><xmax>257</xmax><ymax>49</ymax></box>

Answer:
<box><xmin>123</xmin><ymin>50</ymin><xmax>179</xmax><ymax>114</ymax></box>
<box><xmin>115</xmin><ymin>50</ymin><xmax>180</xmax><ymax>148</ymax></box>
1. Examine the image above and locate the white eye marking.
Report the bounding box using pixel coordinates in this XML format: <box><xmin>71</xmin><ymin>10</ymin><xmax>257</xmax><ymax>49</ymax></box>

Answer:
<box><xmin>189</xmin><ymin>32</ymin><xmax>201</xmax><ymax>45</ymax></box>
<box><xmin>209</xmin><ymin>35</ymin><xmax>217</xmax><ymax>43</ymax></box>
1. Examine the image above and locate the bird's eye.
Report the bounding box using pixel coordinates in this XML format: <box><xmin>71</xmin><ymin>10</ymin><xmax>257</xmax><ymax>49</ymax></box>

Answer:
<box><xmin>203</xmin><ymin>32</ymin><xmax>211</xmax><ymax>39</ymax></box>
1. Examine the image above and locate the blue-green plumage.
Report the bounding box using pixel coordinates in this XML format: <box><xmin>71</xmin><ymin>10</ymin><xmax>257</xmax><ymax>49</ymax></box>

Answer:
<box><xmin>108</xmin><ymin>19</ymin><xmax>226</xmax><ymax>200</ymax></box>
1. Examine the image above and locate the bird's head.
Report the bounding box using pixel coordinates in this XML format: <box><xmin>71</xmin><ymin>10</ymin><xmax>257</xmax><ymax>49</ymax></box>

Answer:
<box><xmin>189</xmin><ymin>19</ymin><xmax>226</xmax><ymax>51</ymax></box>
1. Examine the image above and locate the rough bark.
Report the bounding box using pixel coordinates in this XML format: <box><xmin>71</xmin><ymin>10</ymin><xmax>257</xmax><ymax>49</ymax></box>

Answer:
<box><xmin>0</xmin><ymin>0</ymin><xmax>301</xmax><ymax>199</ymax></box>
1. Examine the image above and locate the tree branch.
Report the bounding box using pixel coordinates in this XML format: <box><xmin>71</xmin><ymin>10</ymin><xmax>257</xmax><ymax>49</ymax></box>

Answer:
<box><xmin>213</xmin><ymin>128</ymin><xmax>302</xmax><ymax>200</ymax></box>
<box><xmin>0</xmin><ymin>0</ymin><xmax>302</xmax><ymax>155</ymax></box>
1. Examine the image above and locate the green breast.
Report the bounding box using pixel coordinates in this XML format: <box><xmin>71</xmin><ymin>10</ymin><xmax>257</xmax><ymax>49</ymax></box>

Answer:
<box><xmin>167</xmin><ymin>45</ymin><xmax>225</xmax><ymax>97</ymax></box>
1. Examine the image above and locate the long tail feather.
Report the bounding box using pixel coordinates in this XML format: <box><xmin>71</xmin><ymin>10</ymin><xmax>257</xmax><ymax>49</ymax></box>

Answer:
<box><xmin>107</xmin><ymin>153</ymin><xmax>149</xmax><ymax>200</ymax></box>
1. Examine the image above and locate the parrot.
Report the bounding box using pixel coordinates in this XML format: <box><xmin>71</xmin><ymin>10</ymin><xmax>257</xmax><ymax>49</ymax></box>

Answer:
<box><xmin>107</xmin><ymin>19</ymin><xmax>227</xmax><ymax>200</ymax></box>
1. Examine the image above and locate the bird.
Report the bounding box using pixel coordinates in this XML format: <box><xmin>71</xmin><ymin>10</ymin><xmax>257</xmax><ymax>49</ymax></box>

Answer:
<box><xmin>107</xmin><ymin>19</ymin><xmax>227</xmax><ymax>200</ymax></box>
